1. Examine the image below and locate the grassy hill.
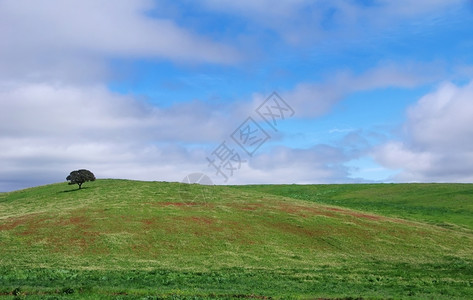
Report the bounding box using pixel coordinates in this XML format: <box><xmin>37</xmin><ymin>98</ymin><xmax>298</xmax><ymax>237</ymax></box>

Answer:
<box><xmin>0</xmin><ymin>180</ymin><xmax>472</xmax><ymax>299</ymax></box>
<box><xmin>230</xmin><ymin>183</ymin><xmax>473</xmax><ymax>231</ymax></box>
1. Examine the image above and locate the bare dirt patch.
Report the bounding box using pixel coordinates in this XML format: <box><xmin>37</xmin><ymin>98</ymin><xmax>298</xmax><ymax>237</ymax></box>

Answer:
<box><xmin>141</xmin><ymin>218</ymin><xmax>156</xmax><ymax>226</ymax></box>
<box><xmin>0</xmin><ymin>213</ymin><xmax>43</xmax><ymax>231</ymax></box>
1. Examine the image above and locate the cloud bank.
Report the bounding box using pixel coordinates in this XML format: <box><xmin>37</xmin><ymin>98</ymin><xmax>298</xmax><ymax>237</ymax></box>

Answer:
<box><xmin>0</xmin><ymin>0</ymin><xmax>471</xmax><ymax>191</ymax></box>
<box><xmin>374</xmin><ymin>81</ymin><xmax>473</xmax><ymax>182</ymax></box>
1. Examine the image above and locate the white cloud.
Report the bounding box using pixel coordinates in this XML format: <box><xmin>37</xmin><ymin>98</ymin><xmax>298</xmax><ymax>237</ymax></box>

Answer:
<box><xmin>0</xmin><ymin>83</ymin><xmax>238</xmax><ymax>142</ymax></box>
<box><xmin>274</xmin><ymin>62</ymin><xmax>444</xmax><ymax>118</ymax></box>
<box><xmin>229</xmin><ymin>144</ymin><xmax>351</xmax><ymax>184</ymax></box>
<box><xmin>0</xmin><ymin>135</ymin><xmax>210</xmax><ymax>191</ymax></box>
<box><xmin>373</xmin><ymin>81</ymin><xmax>473</xmax><ymax>182</ymax></box>
<box><xmin>1</xmin><ymin>0</ymin><xmax>468</xmax><ymax>191</ymax></box>
<box><xmin>0</xmin><ymin>0</ymin><xmax>240</xmax><ymax>83</ymax></box>
<box><xmin>0</xmin><ymin>59</ymin><xmax>458</xmax><ymax>191</ymax></box>
<box><xmin>0</xmin><ymin>82</ymin><xmax>236</xmax><ymax>191</ymax></box>
<box><xmin>406</xmin><ymin>82</ymin><xmax>473</xmax><ymax>151</ymax></box>
<box><xmin>0</xmin><ymin>80</ymin><xmax>361</xmax><ymax>191</ymax></box>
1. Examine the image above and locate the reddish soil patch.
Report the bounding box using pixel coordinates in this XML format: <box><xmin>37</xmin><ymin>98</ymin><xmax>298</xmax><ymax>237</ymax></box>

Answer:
<box><xmin>325</xmin><ymin>207</ymin><xmax>345</xmax><ymax>212</ymax></box>
<box><xmin>0</xmin><ymin>213</ymin><xmax>42</xmax><ymax>231</ymax></box>
<box><xmin>1</xmin><ymin>210</ymin><xmax>104</xmax><ymax>254</ymax></box>
<box><xmin>349</xmin><ymin>212</ymin><xmax>381</xmax><ymax>221</ymax></box>
<box><xmin>0</xmin><ymin>213</ymin><xmax>53</xmax><ymax>237</ymax></box>
<box><xmin>49</xmin><ymin>233</ymin><xmax>103</xmax><ymax>254</ymax></box>
<box><xmin>19</xmin><ymin>218</ymin><xmax>50</xmax><ymax>236</ymax></box>
<box><xmin>141</xmin><ymin>218</ymin><xmax>157</xmax><ymax>230</ymax></box>
<box><xmin>53</xmin><ymin>215</ymin><xmax>91</xmax><ymax>231</ymax></box>
<box><xmin>142</xmin><ymin>218</ymin><xmax>156</xmax><ymax>225</ymax></box>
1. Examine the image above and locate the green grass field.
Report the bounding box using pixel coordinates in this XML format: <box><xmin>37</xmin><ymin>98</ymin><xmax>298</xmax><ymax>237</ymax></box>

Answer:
<box><xmin>0</xmin><ymin>180</ymin><xmax>472</xmax><ymax>299</ymax></box>
<box><xmin>231</xmin><ymin>183</ymin><xmax>473</xmax><ymax>231</ymax></box>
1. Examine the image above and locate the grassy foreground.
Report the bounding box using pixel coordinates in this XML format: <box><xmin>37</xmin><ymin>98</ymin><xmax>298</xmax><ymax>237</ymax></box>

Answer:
<box><xmin>0</xmin><ymin>180</ymin><xmax>472</xmax><ymax>299</ymax></box>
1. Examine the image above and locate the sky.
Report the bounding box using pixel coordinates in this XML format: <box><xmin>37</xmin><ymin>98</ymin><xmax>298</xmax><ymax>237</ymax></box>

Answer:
<box><xmin>1</xmin><ymin>0</ymin><xmax>473</xmax><ymax>192</ymax></box>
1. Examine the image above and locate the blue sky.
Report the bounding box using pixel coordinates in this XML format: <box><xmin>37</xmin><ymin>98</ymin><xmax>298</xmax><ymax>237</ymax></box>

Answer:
<box><xmin>1</xmin><ymin>0</ymin><xmax>473</xmax><ymax>191</ymax></box>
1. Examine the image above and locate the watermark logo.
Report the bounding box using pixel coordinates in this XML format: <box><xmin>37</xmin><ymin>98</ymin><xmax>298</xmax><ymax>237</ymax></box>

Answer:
<box><xmin>179</xmin><ymin>91</ymin><xmax>294</xmax><ymax>195</ymax></box>
<box><xmin>206</xmin><ymin>141</ymin><xmax>246</xmax><ymax>182</ymax></box>
<box><xmin>256</xmin><ymin>92</ymin><xmax>295</xmax><ymax>131</ymax></box>
<box><xmin>231</xmin><ymin>117</ymin><xmax>270</xmax><ymax>157</ymax></box>
<box><xmin>178</xmin><ymin>172</ymin><xmax>213</xmax><ymax>204</ymax></box>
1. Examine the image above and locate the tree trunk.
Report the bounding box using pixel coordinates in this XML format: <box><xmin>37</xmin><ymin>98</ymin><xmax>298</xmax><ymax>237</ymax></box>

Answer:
<box><xmin>78</xmin><ymin>183</ymin><xmax>82</xmax><ymax>189</ymax></box>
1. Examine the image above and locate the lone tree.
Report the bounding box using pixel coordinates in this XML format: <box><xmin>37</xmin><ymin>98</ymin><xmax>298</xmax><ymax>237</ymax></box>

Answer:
<box><xmin>66</xmin><ymin>169</ymin><xmax>96</xmax><ymax>189</ymax></box>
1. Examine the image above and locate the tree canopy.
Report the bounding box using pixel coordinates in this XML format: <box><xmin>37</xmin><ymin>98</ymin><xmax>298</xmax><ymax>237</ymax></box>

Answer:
<box><xmin>66</xmin><ymin>169</ymin><xmax>96</xmax><ymax>189</ymax></box>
